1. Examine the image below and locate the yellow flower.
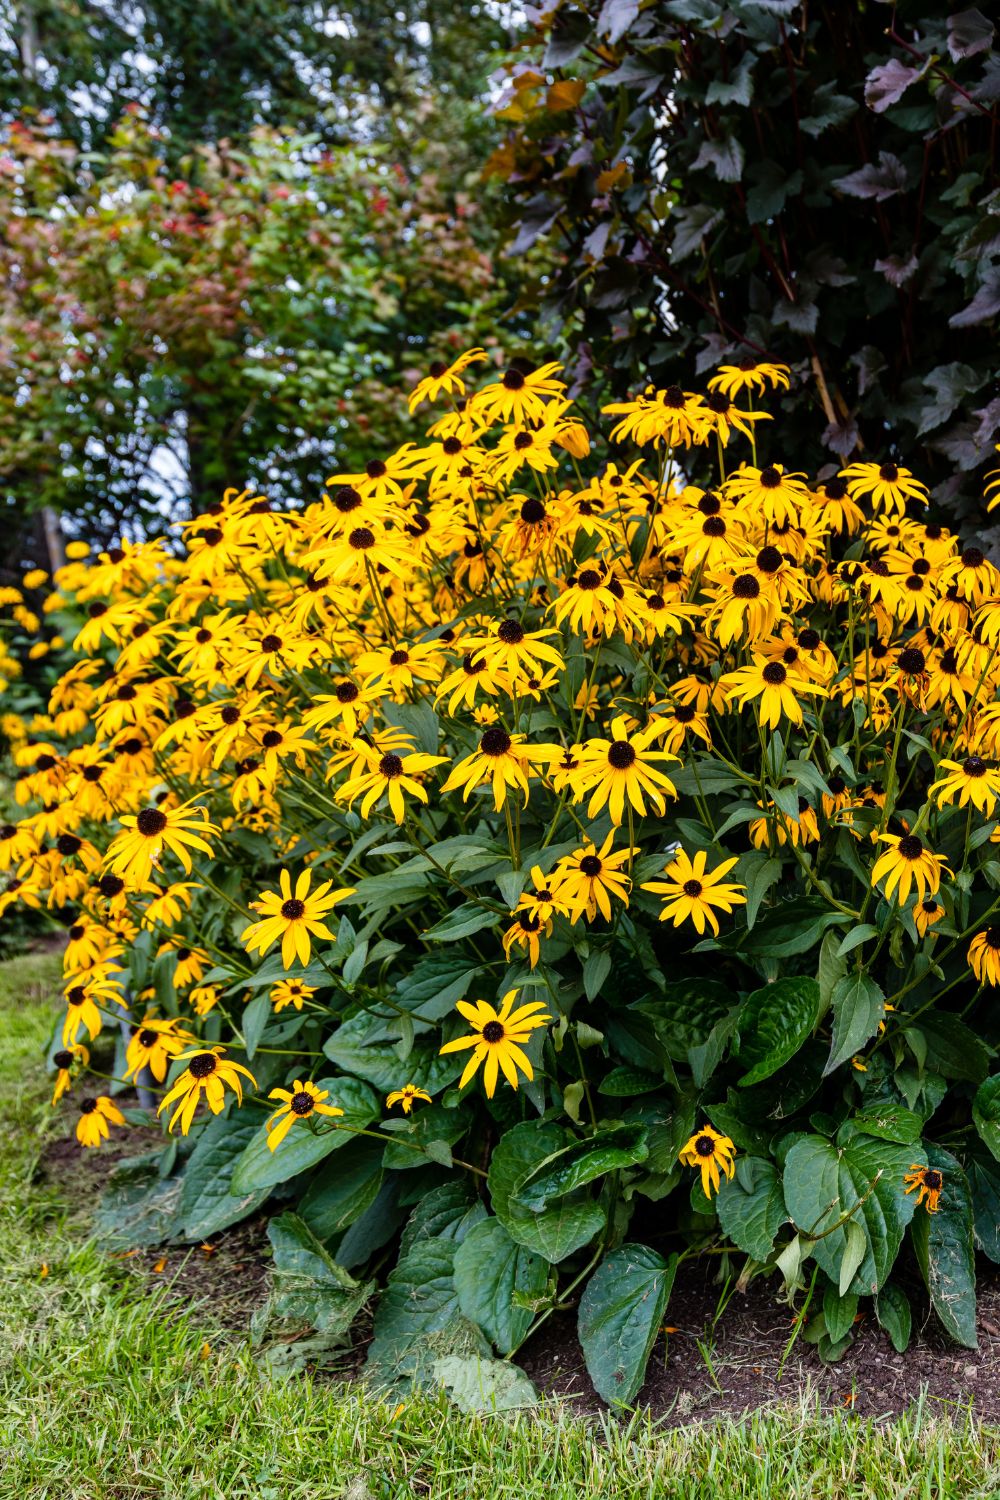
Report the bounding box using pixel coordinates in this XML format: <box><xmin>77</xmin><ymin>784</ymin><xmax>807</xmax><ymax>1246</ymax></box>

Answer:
<box><xmin>75</xmin><ymin>1095</ymin><xmax>125</xmax><ymax>1148</ymax></box>
<box><xmin>104</xmin><ymin>800</ymin><xmax>219</xmax><ymax>888</ymax></box>
<box><xmin>929</xmin><ymin>755</ymin><xmax>1000</xmax><ymax>818</ymax></box>
<box><xmin>641</xmin><ymin>848</ymin><xmax>746</xmax><ymax>936</ymax></box>
<box><xmin>242</xmin><ymin>869</ymin><xmax>354</xmax><ymax>969</ymax></box>
<box><xmin>124</xmin><ymin>1018</ymin><xmax>194</xmax><ymax>1083</ymax></box>
<box><xmin>440</xmin><ymin>726</ymin><xmax>557</xmax><ymax>810</ymax></box>
<box><xmin>439</xmin><ymin>989</ymin><xmax>551</xmax><ymax>1097</ymax></box>
<box><xmin>904</xmin><ymin>1164</ymin><xmax>943</xmax><ymax>1213</ymax></box>
<box><xmin>386</xmin><ymin>1084</ymin><xmax>432</xmax><ymax>1114</ymax></box>
<box><xmin>870</xmin><ymin>833</ymin><xmax>948</xmax><ymax>905</ymax></box>
<box><xmin>50</xmin><ymin>1043</ymin><xmax>89</xmax><ymax>1105</ymax></box>
<box><xmin>270</xmin><ymin>978</ymin><xmax>317</xmax><ymax>1013</ymax></box>
<box><xmin>408</xmin><ymin>348</ymin><xmax>486</xmax><ymax>412</ymax></box>
<box><xmin>564</xmin><ymin>714</ymin><xmax>678</xmax><ymax>825</ymax></box>
<box><xmin>839</xmin><ymin>460</ymin><xmax>928</xmax><ymax>518</ymax></box>
<box><xmin>553</xmin><ymin>832</ymin><xmax>637</xmax><ymax>923</ymax></box>
<box><xmin>721</xmin><ymin>655</ymin><xmax>827</xmax><ymax>730</ymax></box>
<box><xmin>707</xmin><ymin>360</ymin><xmax>790</xmax><ymax>399</ymax></box>
<box><xmin>969</xmin><ymin>928</ymin><xmax>1000</xmax><ymax>987</ymax></box>
<box><xmin>266</xmin><ymin>1079</ymin><xmax>343</xmax><ymax>1150</ymax></box>
<box><xmin>157</xmin><ymin>1046</ymin><xmax>256</xmax><ymax>1135</ymax></box>
<box><xmin>679</xmin><ymin>1125</ymin><xmax>736</xmax><ymax>1198</ymax></box>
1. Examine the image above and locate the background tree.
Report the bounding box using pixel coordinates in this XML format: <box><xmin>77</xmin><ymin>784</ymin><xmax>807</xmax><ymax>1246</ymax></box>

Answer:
<box><xmin>490</xmin><ymin>1</ymin><xmax>1000</xmax><ymax>521</ymax></box>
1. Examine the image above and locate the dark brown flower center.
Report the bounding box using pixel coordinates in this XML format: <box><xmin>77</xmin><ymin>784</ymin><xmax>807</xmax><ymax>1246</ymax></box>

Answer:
<box><xmin>963</xmin><ymin>756</ymin><xmax>987</xmax><ymax>777</ymax></box>
<box><xmin>290</xmin><ymin>1090</ymin><xmax>314</xmax><ymax>1116</ymax></box>
<box><xmin>879</xmin><ymin>463</ymin><xmax>899</xmax><ymax>482</ymax></box>
<box><xmin>138</xmin><ymin>1028</ymin><xmax>159</xmax><ymax>1048</ymax></box>
<box><xmin>53</xmin><ymin>1050</ymin><xmax>73</xmax><ymax>1069</ymax></box>
<box><xmin>349</xmin><ymin>527</ymin><xmax>375</xmax><ymax>551</ymax></box>
<box><xmin>380</xmin><ymin>753</ymin><xmax>404</xmax><ymax>779</ymax></box>
<box><xmin>732</xmin><ymin>574</ymin><xmax>760</xmax><ymax>599</ymax></box>
<box><xmin>481</xmin><ymin>1020</ymin><xmax>505</xmax><ymax>1042</ymax></box>
<box><xmin>480</xmin><ymin>727</ymin><xmax>512</xmax><ymax>757</ymax></box>
<box><xmin>502</xmin><ymin>369</ymin><xmax>526</xmax><ymax>390</ymax></box>
<box><xmin>607</xmin><ymin>741</ymin><xmax>636</xmax><ymax>770</ymax></box>
<box><xmin>695</xmin><ymin>1134</ymin><xmax>715</xmax><ymax>1157</ymax></box>
<box><xmin>136</xmin><ymin>808</ymin><xmax>168</xmax><ymax>837</ymax></box>
<box><xmin>762</xmin><ymin>663</ymin><xmax>787</xmax><ymax>685</ymax></box>
<box><xmin>897</xmin><ymin>834</ymin><xmax>924</xmax><ymax>860</ymax></box>
<box><xmin>579</xmin><ymin>855</ymin><xmax>603</xmax><ymax>877</ymax></box>
<box><xmin>188</xmin><ymin>1052</ymin><xmax>218</xmax><ymax>1079</ymax></box>
<box><xmin>281</xmin><ymin>898</ymin><xmax>306</xmax><ymax>920</ymax></box>
<box><xmin>498</xmin><ymin>619</ymin><xmax>525</xmax><ymax>645</ymax></box>
<box><xmin>897</xmin><ymin>647</ymin><xmax>925</xmax><ymax>675</ymax></box>
<box><xmin>923</xmin><ymin>1169</ymin><xmax>942</xmax><ymax>1190</ymax></box>
<box><xmin>683</xmin><ymin>879</ymin><xmax>703</xmax><ymax>897</ymax></box>
<box><xmin>760</xmin><ymin>467</ymin><xmax>781</xmax><ymax>488</ymax></box>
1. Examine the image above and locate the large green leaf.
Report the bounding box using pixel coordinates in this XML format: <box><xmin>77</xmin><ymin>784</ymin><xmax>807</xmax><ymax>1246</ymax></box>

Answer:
<box><xmin>906</xmin><ymin>1012</ymin><xmax>990</xmax><ymax>1084</ymax></box>
<box><xmin>230</xmin><ymin>1077</ymin><xmax>378</xmax><ymax>1194</ymax></box>
<box><xmin>431</xmin><ymin>1354</ymin><xmax>537</xmax><ymax>1412</ymax></box>
<box><xmin>577</xmin><ymin>1245</ymin><xmax>677</xmax><ymax>1406</ymax></box>
<box><xmin>94</xmin><ymin>1152</ymin><xmax>183</xmax><ymax>1249</ymax></box>
<box><xmin>264</xmin><ymin>1212</ymin><xmax>373</xmax><ymax>1333</ymax></box>
<box><xmin>910</xmin><ymin>1146</ymin><xmax>977</xmax><ymax>1349</ymax></box>
<box><xmin>323</xmin><ymin>1012</ymin><xmax>459</xmax><ymax>1093</ymax></box>
<box><xmin>365</xmin><ymin>1238</ymin><xmax>490</xmax><ymax>1388</ymax></box>
<box><xmin>875</xmin><ymin>1283</ymin><xmax>912</xmax><ymax>1353</ymax></box>
<box><xmin>731</xmin><ymin>897</ymin><xmax>847</xmax><ymax>958</ymax></box>
<box><xmin>782</xmin><ymin>1133</ymin><xmax>920</xmax><ymax>1293</ymax></box>
<box><xmin>968</xmin><ymin>1155</ymin><xmax>1000</xmax><ymax>1263</ymax></box>
<box><xmin>488</xmin><ymin>1120</ymin><xmax>605</xmax><ymax>1264</ymax></box>
<box><xmin>736</xmin><ymin>977</ymin><xmax>818</xmax><ymax>1086</ymax></box>
<box><xmin>179</xmin><ymin>1113</ymin><xmax>270</xmax><ymax>1240</ymax></box>
<box><xmin>297</xmin><ymin>1135</ymin><xmax>385</xmax><ymax>1241</ymax></box>
<box><xmin>973</xmin><ymin>1075</ymin><xmax>1000</xmax><ymax>1162</ymax></box>
<box><xmin>382</xmin><ymin>1104</ymin><xmax>471</xmax><ymax>1172</ymax></box>
<box><xmin>512</xmin><ymin>1126</ymin><xmax>649</xmax><ymax>1210</ymax></box>
<box><xmin>398</xmin><ymin>1181</ymin><xmax>486</xmax><ymax>1258</ymax></box>
<box><xmin>453</xmin><ymin>1217</ymin><xmax>549</xmax><ymax>1356</ymax></box>
<box><xmin>716</xmin><ymin>1157</ymin><xmax>787</xmax><ymax>1261</ymax></box>
<box><xmin>637</xmin><ymin>979</ymin><xmax>734</xmax><ymax>1061</ymax></box>
<box><xmin>824</xmin><ymin>973</ymin><xmax>885</xmax><ymax>1075</ymax></box>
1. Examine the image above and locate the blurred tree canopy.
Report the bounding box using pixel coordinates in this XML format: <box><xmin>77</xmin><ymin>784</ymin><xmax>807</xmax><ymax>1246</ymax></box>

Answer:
<box><xmin>0</xmin><ymin>1</ymin><xmax>515</xmax><ymax>155</ymax></box>
<box><xmin>0</xmin><ymin>2</ymin><xmax>528</xmax><ymax>558</ymax></box>
<box><xmin>490</xmin><ymin>1</ymin><xmax>1000</xmax><ymax>519</ymax></box>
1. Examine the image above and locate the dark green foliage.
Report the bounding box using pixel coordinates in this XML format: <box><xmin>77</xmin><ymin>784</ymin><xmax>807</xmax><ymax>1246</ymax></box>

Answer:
<box><xmin>493</xmin><ymin>2</ymin><xmax>1000</xmax><ymax>514</ymax></box>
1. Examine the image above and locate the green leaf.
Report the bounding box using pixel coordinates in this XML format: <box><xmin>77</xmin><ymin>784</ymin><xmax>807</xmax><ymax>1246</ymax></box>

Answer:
<box><xmin>382</xmin><ymin>1104</ymin><xmax>470</xmax><ymax>1172</ymax></box>
<box><xmin>399</xmin><ymin>1181</ymin><xmax>486</xmax><ymax>1259</ymax></box>
<box><xmin>732</xmin><ymin>897</ymin><xmax>847</xmax><ymax>958</ymax></box>
<box><xmin>839</xmin><ymin>1219</ymin><xmax>866</xmax><ymax>1297</ymax></box>
<box><xmin>824</xmin><ymin>973</ymin><xmax>885</xmax><ymax>1075</ymax></box>
<box><xmin>365</xmin><ymin>1239</ymin><xmax>490</xmax><ymax>1388</ymax></box>
<box><xmin>179</xmin><ymin>1113</ymin><xmax>270</xmax><ymax>1240</ymax></box>
<box><xmin>875</xmin><ymin>1284</ymin><xmax>912</xmax><ymax>1353</ymax></box>
<box><xmin>94</xmin><ymin>1153</ymin><xmax>183</xmax><ymax>1249</ymax></box>
<box><xmin>230</xmin><ymin>1077</ymin><xmax>378</xmax><ymax>1194</ymax></box>
<box><xmin>716</xmin><ymin>1157</ymin><xmax>787</xmax><ymax>1261</ymax></box>
<box><xmin>453</xmin><ymin>1217</ymin><xmax>548</xmax><ymax>1356</ymax></box>
<box><xmin>240</xmin><ymin>994</ymin><xmax>271</xmax><ymax>1063</ymax></box>
<box><xmin>583</xmin><ymin>948</ymin><xmax>612</xmax><ymax>1001</ymax></box>
<box><xmin>577</xmin><ymin>1245</ymin><xmax>677</xmax><ymax>1406</ymax></box>
<box><xmin>431</xmin><ymin>1354</ymin><xmax>537</xmax><ymax>1412</ymax></box>
<box><xmin>911</xmin><ymin>1146</ymin><xmax>977</xmax><ymax>1349</ymax></box>
<box><xmin>850</xmin><ymin>1105</ymin><xmax>923</xmax><ymax>1144</ymax></box>
<box><xmin>637</xmin><ymin>979</ymin><xmax>734</xmax><ymax>1062</ymax></box>
<box><xmin>324</xmin><ymin>1012</ymin><xmax>458</xmax><ymax>1094</ymax></box>
<box><xmin>969</xmin><ymin>1155</ymin><xmax>1000</xmax><ymax>1262</ymax></box>
<box><xmin>513</xmin><ymin>1126</ymin><xmax>649</xmax><ymax>1210</ymax></box>
<box><xmin>488</xmin><ymin>1121</ymin><xmax>605</xmax><ymax>1265</ymax></box>
<box><xmin>782</xmin><ymin>1134</ymin><xmax>921</xmax><ymax>1293</ymax></box>
<box><xmin>906</xmin><ymin>1012</ymin><xmax>990</xmax><ymax>1083</ymax></box>
<box><xmin>421</xmin><ymin>903</ymin><xmax>499</xmax><ymax>943</ymax></box>
<box><xmin>823</xmin><ymin>1282</ymin><xmax>858</xmax><ymax>1343</ymax></box>
<box><xmin>736</xmin><ymin>977</ymin><xmax>818</xmax><ymax>1086</ymax></box>
<box><xmin>973</xmin><ymin>1075</ymin><xmax>1000</xmax><ymax>1162</ymax></box>
<box><xmin>297</xmin><ymin>1135</ymin><xmax>385</xmax><ymax>1240</ymax></box>
<box><xmin>597</xmin><ymin>1066</ymin><xmax>661</xmax><ymax>1097</ymax></box>
<box><xmin>265</xmin><ymin>1213</ymin><xmax>373</xmax><ymax>1332</ymax></box>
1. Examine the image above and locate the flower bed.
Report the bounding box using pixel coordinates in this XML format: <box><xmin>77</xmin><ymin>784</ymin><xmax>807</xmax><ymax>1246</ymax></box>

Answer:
<box><xmin>4</xmin><ymin>352</ymin><xmax>1000</xmax><ymax>1401</ymax></box>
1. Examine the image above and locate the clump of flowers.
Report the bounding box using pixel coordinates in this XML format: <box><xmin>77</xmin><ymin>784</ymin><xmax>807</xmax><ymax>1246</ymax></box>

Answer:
<box><xmin>5</xmin><ymin>349</ymin><xmax>1000</xmax><ymax>1399</ymax></box>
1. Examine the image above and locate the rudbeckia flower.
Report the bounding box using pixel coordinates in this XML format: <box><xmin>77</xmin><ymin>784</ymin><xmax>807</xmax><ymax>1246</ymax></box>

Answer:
<box><xmin>553</xmin><ymin>832</ymin><xmax>637</xmax><ymax>923</ymax></box>
<box><xmin>469</xmin><ymin>362</ymin><xmax>565</xmax><ymax>425</ymax></box>
<box><xmin>158</xmin><ymin>1046</ymin><xmax>257</xmax><ymax>1135</ymax></box>
<box><xmin>641</xmin><ymin>848</ymin><xmax>746</xmax><ymax>936</ymax></box>
<box><xmin>840</xmin><ymin>460</ymin><xmax>928</xmax><ymax>518</ymax></box>
<box><xmin>104</xmin><ymin>800</ymin><xmax>219</xmax><ymax>889</ymax></box>
<box><xmin>124</xmin><ymin>1017</ymin><xmax>194</xmax><ymax>1083</ymax></box>
<box><xmin>904</xmin><ymin>1164</ymin><xmax>943</xmax><ymax>1213</ymax></box>
<box><xmin>871</xmin><ymin>833</ymin><xmax>949</xmax><ymax>905</ymax></box>
<box><xmin>969</xmin><ymin>927</ymin><xmax>1000</xmax><ymax>986</ymax></box>
<box><xmin>242</xmin><ymin>869</ymin><xmax>354</xmax><ymax>969</ymax></box>
<box><xmin>50</xmin><ymin>1043</ymin><xmax>89</xmax><ymax>1105</ymax></box>
<box><xmin>679</xmin><ymin>1124</ymin><xmax>737</xmax><ymax>1198</ymax></box>
<box><xmin>266</xmin><ymin>1079</ymin><xmax>343</xmax><ymax>1150</ymax></box>
<box><xmin>439</xmin><ymin>989</ymin><xmax>551</xmax><ymax>1097</ymax></box>
<box><xmin>565</xmin><ymin>715</ymin><xmax>678</xmax><ymax>824</ymax></box>
<box><xmin>386</xmin><ymin>1084</ymin><xmax>432</xmax><ymax>1114</ymax></box>
<box><xmin>440</xmin><ymin>726</ymin><xmax>557</xmax><ymax>810</ymax></box>
<box><xmin>75</xmin><ymin>1095</ymin><xmax>125</xmax><ymax>1149</ymax></box>
<box><xmin>721</xmin><ymin>655</ymin><xmax>827</xmax><ymax>730</ymax></box>
<box><xmin>930</xmin><ymin>755</ymin><xmax>1000</xmax><ymax>817</ymax></box>
<box><xmin>336</xmin><ymin>740</ymin><xmax>447</xmax><ymax>824</ymax></box>
<box><xmin>707</xmin><ymin>359</ymin><xmax>790</xmax><ymax>399</ymax></box>
<box><xmin>408</xmin><ymin>349</ymin><xmax>487</xmax><ymax>412</ymax></box>
<box><xmin>270</xmin><ymin>978</ymin><xmax>317</xmax><ymax>1012</ymax></box>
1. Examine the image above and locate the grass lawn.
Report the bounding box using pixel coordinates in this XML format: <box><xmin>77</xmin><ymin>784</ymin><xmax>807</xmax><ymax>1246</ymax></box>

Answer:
<box><xmin>3</xmin><ymin>952</ymin><xmax>1000</xmax><ymax>1500</ymax></box>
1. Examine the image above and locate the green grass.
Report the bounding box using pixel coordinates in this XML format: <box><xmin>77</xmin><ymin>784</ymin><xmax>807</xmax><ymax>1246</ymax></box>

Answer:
<box><xmin>3</xmin><ymin>953</ymin><xmax>1000</xmax><ymax>1500</ymax></box>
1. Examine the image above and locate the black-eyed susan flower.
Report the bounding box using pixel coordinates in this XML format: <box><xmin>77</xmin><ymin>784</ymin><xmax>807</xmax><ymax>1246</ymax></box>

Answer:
<box><xmin>440</xmin><ymin>725</ymin><xmax>558</xmax><ymax>810</ymax></box>
<box><xmin>679</xmin><ymin>1124</ymin><xmax>737</xmax><ymax>1198</ymax></box>
<box><xmin>76</xmin><ymin>1095</ymin><xmax>125</xmax><ymax>1148</ymax></box>
<box><xmin>726</xmin><ymin>463</ymin><xmax>810</xmax><ymax>528</ymax></box>
<box><xmin>641</xmin><ymin>848</ymin><xmax>746</xmax><ymax>937</ymax></box>
<box><xmin>158</xmin><ymin>1046</ymin><xmax>256</xmax><ymax>1134</ymax></box>
<box><xmin>969</xmin><ymin>927</ymin><xmax>1000</xmax><ymax>986</ymax></box>
<box><xmin>440</xmin><ymin>989</ymin><xmax>551</xmax><ymax>1096</ymax></box>
<box><xmin>721</xmin><ymin>655</ymin><xmax>827</xmax><ymax>730</ymax></box>
<box><xmin>270</xmin><ymin>978</ymin><xmax>317</xmax><ymax>1013</ymax></box>
<box><xmin>871</xmin><ymin>833</ymin><xmax>949</xmax><ymax>905</ymax></box>
<box><xmin>124</xmin><ymin>1018</ymin><xmax>194</xmax><ymax>1083</ymax></box>
<box><xmin>335</xmin><ymin>739</ymin><xmax>447</xmax><ymax>824</ymax></box>
<box><xmin>104</xmin><ymin>800</ymin><xmax>219</xmax><ymax>888</ymax></box>
<box><xmin>553</xmin><ymin>832</ymin><xmax>637</xmax><ymax>923</ymax></box>
<box><xmin>904</xmin><ymin>1164</ymin><xmax>943</xmax><ymax>1213</ymax></box>
<box><xmin>408</xmin><ymin>348</ymin><xmax>486</xmax><ymax>412</ymax></box>
<box><xmin>386</xmin><ymin>1084</ymin><xmax>432</xmax><ymax>1114</ymax></box>
<box><xmin>241</xmin><ymin>868</ymin><xmax>354</xmax><ymax>969</ymax></box>
<box><xmin>707</xmin><ymin>359</ymin><xmax>790</xmax><ymax>399</ymax></box>
<box><xmin>470</xmin><ymin>361</ymin><xmax>566</xmax><ymax>425</ymax></box>
<box><xmin>930</xmin><ymin>755</ymin><xmax>1000</xmax><ymax>817</ymax></box>
<box><xmin>840</xmin><ymin>460</ymin><xmax>928</xmax><ymax>518</ymax></box>
<box><xmin>914</xmin><ymin>898</ymin><xmax>945</xmax><ymax>938</ymax></box>
<box><xmin>564</xmin><ymin>714</ymin><xmax>678</xmax><ymax>825</ymax></box>
<box><xmin>51</xmin><ymin>1043</ymin><xmax>89</xmax><ymax>1105</ymax></box>
<box><xmin>265</xmin><ymin>1079</ymin><xmax>343</xmax><ymax>1150</ymax></box>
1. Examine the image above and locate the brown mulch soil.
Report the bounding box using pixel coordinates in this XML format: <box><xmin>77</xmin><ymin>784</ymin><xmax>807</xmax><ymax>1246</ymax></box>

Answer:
<box><xmin>36</xmin><ymin>1124</ymin><xmax>1000</xmax><ymax>1423</ymax></box>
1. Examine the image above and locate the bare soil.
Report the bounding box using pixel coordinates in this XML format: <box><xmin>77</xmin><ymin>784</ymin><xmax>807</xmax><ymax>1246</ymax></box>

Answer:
<box><xmin>36</xmin><ymin>1126</ymin><xmax>1000</xmax><ymax>1422</ymax></box>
